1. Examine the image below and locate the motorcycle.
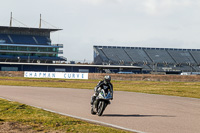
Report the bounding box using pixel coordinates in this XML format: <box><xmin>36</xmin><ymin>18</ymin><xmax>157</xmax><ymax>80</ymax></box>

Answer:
<box><xmin>91</xmin><ymin>89</ymin><xmax>112</xmax><ymax>116</ymax></box>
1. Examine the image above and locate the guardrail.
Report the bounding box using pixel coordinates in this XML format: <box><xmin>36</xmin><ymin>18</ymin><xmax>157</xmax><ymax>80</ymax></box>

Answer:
<box><xmin>51</xmin><ymin>44</ymin><xmax>63</xmax><ymax>48</ymax></box>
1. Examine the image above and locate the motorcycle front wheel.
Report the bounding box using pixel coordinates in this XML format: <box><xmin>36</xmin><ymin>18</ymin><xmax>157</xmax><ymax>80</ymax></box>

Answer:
<box><xmin>97</xmin><ymin>101</ymin><xmax>105</xmax><ymax>116</ymax></box>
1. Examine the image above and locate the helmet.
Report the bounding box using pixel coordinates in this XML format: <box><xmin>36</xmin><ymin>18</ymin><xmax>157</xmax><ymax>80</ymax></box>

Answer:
<box><xmin>104</xmin><ymin>75</ymin><xmax>111</xmax><ymax>84</ymax></box>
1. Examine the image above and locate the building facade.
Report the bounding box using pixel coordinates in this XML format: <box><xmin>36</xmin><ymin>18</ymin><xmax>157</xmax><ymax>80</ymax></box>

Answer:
<box><xmin>0</xmin><ymin>26</ymin><xmax>66</xmax><ymax>64</ymax></box>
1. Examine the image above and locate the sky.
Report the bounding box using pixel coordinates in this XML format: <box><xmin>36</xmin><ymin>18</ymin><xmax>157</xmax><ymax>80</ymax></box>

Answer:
<box><xmin>1</xmin><ymin>0</ymin><xmax>200</xmax><ymax>62</ymax></box>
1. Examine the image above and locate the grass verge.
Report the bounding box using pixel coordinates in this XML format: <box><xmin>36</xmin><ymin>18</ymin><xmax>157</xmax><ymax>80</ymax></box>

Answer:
<box><xmin>0</xmin><ymin>77</ymin><xmax>199</xmax><ymax>98</ymax></box>
<box><xmin>0</xmin><ymin>98</ymin><xmax>129</xmax><ymax>133</ymax></box>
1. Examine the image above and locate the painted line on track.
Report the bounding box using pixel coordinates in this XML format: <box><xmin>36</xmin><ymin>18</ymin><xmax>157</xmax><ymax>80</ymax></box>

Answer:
<box><xmin>0</xmin><ymin>96</ymin><xmax>146</xmax><ymax>133</ymax></box>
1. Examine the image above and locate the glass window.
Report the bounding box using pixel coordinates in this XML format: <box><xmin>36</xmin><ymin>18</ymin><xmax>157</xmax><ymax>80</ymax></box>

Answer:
<box><xmin>48</xmin><ymin>48</ymin><xmax>54</xmax><ymax>52</ymax></box>
<box><xmin>18</xmin><ymin>47</ymin><xmax>27</xmax><ymax>51</ymax></box>
<box><xmin>28</xmin><ymin>47</ymin><xmax>37</xmax><ymax>51</ymax></box>
<box><xmin>0</xmin><ymin>46</ymin><xmax>7</xmax><ymax>50</ymax></box>
<box><xmin>1</xmin><ymin>67</ymin><xmax>18</xmax><ymax>71</ymax></box>
<box><xmin>8</xmin><ymin>46</ymin><xmax>17</xmax><ymax>51</ymax></box>
<box><xmin>38</xmin><ymin>47</ymin><xmax>48</xmax><ymax>52</ymax></box>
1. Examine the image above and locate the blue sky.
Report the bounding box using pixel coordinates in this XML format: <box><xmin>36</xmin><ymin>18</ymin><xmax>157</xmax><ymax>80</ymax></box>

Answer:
<box><xmin>1</xmin><ymin>0</ymin><xmax>200</xmax><ymax>62</ymax></box>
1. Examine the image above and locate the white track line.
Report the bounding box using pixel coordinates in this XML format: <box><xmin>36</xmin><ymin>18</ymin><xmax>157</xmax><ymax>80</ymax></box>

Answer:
<box><xmin>0</xmin><ymin>96</ymin><xmax>146</xmax><ymax>133</ymax></box>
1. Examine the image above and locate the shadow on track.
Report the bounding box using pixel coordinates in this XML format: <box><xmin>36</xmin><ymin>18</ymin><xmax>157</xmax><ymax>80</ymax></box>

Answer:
<box><xmin>103</xmin><ymin>114</ymin><xmax>175</xmax><ymax>117</ymax></box>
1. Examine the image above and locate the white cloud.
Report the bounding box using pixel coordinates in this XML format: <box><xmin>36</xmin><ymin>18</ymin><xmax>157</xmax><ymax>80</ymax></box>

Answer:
<box><xmin>80</xmin><ymin>0</ymin><xmax>122</xmax><ymax>5</ymax></box>
<box><xmin>140</xmin><ymin>0</ymin><xmax>197</xmax><ymax>16</ymax></box>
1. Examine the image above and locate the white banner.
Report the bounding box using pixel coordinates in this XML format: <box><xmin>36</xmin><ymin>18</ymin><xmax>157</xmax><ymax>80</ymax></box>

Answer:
<box><xmin>24</xmin><ymin>71</ymin><xmax>88</xmax><ymax>79</ymax></box>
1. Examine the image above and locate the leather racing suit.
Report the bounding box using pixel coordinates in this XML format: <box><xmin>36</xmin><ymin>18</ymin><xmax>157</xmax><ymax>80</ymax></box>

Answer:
<box><xmin>91</xmin><ymin>80</ymin><xmax>113</xmax><ymax>105</ymax></box>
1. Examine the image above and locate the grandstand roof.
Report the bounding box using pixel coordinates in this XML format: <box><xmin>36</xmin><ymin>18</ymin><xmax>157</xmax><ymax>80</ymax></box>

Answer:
<box><xmin>94</xmin><ymin>45</ymin><xmax>200</xmax><ymax>51</ymax></box>
<box><xmin>0</xmin><ymin>26</ymin><xmax>62</xmax><ymax>32</ymax></box>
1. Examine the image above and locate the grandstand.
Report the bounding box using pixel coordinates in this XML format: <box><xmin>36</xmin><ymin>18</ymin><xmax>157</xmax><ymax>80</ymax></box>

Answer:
<box><xmin>0</xmin><ymin>26</ymin><xmax>66</xmax><ymax>64</ymax></box>
<box><xmin>94</xmin><ymin>46</ymin><xmax>200</xmax><ymax>73</ymax></box>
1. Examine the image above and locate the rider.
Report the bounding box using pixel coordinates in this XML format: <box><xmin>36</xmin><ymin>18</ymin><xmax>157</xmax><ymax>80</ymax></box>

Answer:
<box><xmin>91</xmin><ymin>75</ymin><xmax>113</xmax><ymax>105</ymax></box>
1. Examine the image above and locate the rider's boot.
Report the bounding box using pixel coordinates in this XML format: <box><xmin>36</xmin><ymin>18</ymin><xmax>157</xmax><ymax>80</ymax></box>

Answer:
<box><xmin>90</xmin><ymin>95</ymin><xmax>96</xmax><ymax>106</ymax></box>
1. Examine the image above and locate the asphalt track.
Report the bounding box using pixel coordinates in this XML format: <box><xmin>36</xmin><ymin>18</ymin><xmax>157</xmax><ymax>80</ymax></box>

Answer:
<box><xmin>0</xmin><ymin>85</ymin><xmax>200</xmax><ymax>133</ymax></box>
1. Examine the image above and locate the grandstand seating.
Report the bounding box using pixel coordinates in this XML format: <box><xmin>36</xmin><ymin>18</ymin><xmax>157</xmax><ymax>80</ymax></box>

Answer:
<box><xmin>0</xmin><ymin>55</ymin><xmax>14</xmax><ymax>59</ymax></box>
<box><xmin>139</xmin><ymin>64</ymin><xmax>151</xmax><ymax>70</ymax></box>
<box><xmin>124</xmin><ymin>48</ymin><xmax>152</xmax><ymax>63</ymax></box>
<box><xmin>189</xmin><ymin>51</ymin><xmax>200</xmax><ymax>64</ymax></box>
<box><xmin>101</xmin><ymin>47</ymin><xmax>132</xmax><ymax>64</ymax></box>
<box><xmin>192</xmin><ymin>66</ymin><xmax>200</xmax><ymax>71</ymax></box>
<box><xmin>0</xmin><ymin>34</ymin><xmax>51</xmax><ymax>45</ymax></box>
<box><xmin>144</xmin><ymin>49</ymin><xmax>175</xmax><ymax>64</ymax></box>
<box><xmin>176</xmin><ymin>65</ymin><xmax>193</xmax><ymax>72</ymax></box>
<box><xmin>10</xmin><ymin>34</ymin><xmax>36</xmax><ymax>44</ymax></box>
<box><xmin>94</xmin><ymin>48</ymin><xmax>108</xmax><ymax>62</ymax></box>
<box><xmin>167</xmin><ymin>50</ymin><xmax>196</xmax><ymax>64</ymax></box>
<box><xmin>0</xmin><ymin>34</ymin><xmax>12</xmax><ymax>43</ymax></box>
<box><xmin>94</xmin><ymin>46</ymin><xmax>200</xmax><ymax>72</ymax></box>
<box><xmin>40</xmin><ymin>56</ymin><xmax>65</xmax><ymax>60</ymax></box>
<box><xmin>34</xmin><ymin>36</ymin><xmax>50</xmax><ymax>45</ymax></box>
<box><xmin>101</xmin><ymin>48</ymin><xmax>118</xmax><ymax>63</ymax></box>
<box><xmin>9</xmin><ymin>34</ymin><xmax>50</xmax><ymax>45</ymax></box>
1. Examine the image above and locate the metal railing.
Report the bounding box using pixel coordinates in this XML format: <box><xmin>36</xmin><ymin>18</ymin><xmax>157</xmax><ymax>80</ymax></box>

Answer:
<box><xmin>51</xmin><ymin>44</ymin><xmax>63</xmax><ymax>48</ymax></box>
